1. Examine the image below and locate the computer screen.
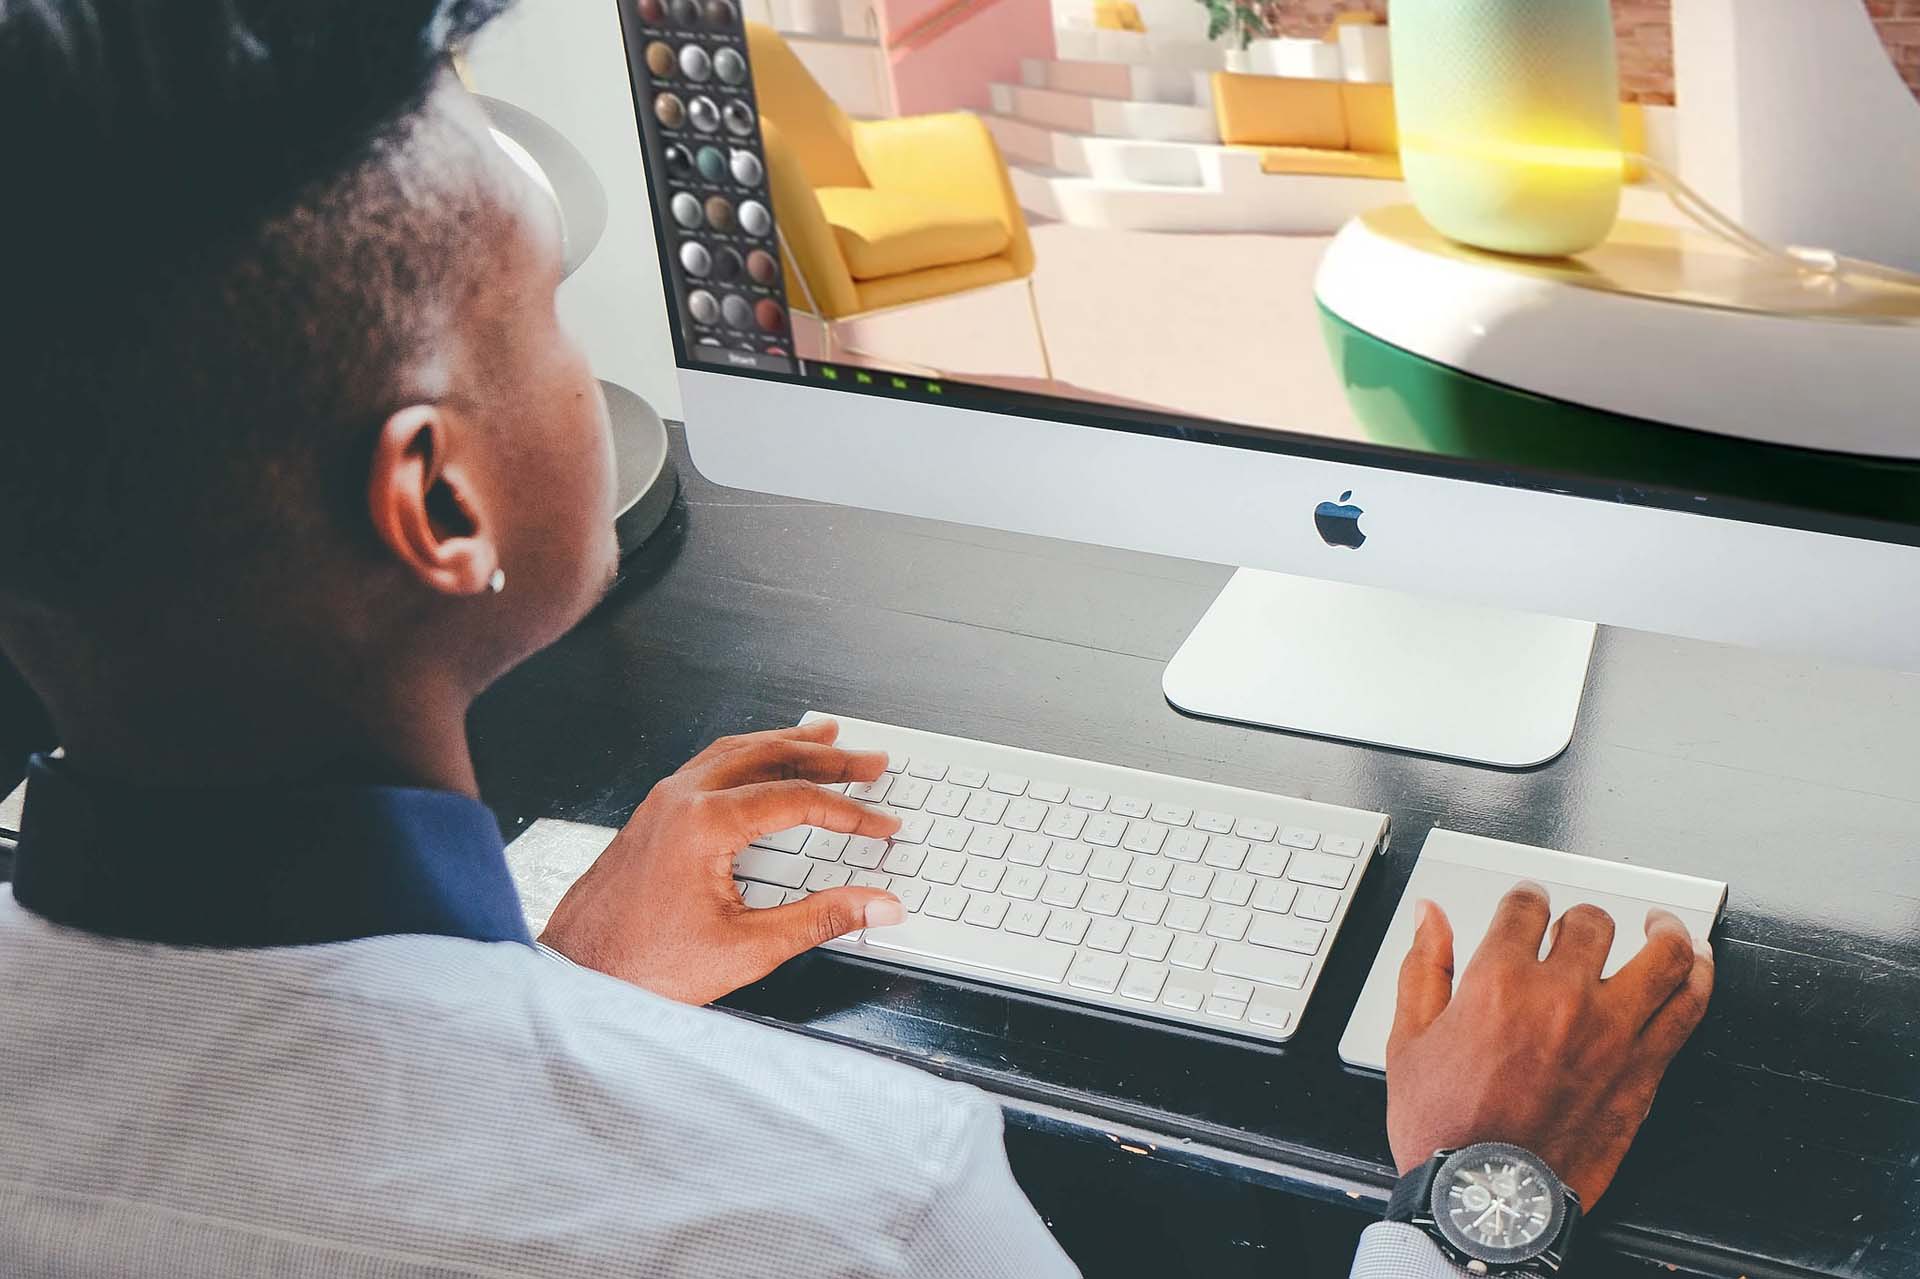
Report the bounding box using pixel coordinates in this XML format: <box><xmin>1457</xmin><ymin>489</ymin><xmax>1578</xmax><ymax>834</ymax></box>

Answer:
<box><xmin>614</xmin><ymin>0</ymin><xmax>1920</xmax><ymax>546</ymax></box>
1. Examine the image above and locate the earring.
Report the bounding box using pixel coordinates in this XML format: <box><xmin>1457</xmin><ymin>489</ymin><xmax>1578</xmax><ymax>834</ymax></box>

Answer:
<box><xmin>488</xmin><ymin>568</ymin><xmax>506</xmax><ymax>594</ymax></box>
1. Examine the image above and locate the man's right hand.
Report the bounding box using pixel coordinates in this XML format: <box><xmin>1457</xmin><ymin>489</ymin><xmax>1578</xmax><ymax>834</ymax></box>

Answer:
<box><xmin>1385</xmin><ymin>883</ymin><xmax>1714</xmax><ymax>1209</ymax></box>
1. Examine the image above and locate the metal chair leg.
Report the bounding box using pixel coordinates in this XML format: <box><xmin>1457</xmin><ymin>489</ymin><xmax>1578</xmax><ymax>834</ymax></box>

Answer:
<box><xmin>1027</xmin><ymin>277</ymin><xmax>1055</xmax><ymax>383</ymax></box>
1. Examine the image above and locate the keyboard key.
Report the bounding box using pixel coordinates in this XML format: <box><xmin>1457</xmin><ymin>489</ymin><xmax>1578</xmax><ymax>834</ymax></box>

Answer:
<box><xmin>1028</xmin><ymin>780</ymin><xmax>1070</xmax><ymax>804</ymax></box>
<box><xmin>925</xmin><ymin>784</ymin><xmax>969</xmax><ymax>817</ymax></box>
<box><xmin>924</xmin><ymin>850</ymin><xmax>967</xmax><ymax>884</ymax></box>
<box><xmin>1005</xmin><ymin>903</ymin><xmax>1050</xmax><ymax>936</ymax></box>
<box><xmin>1322</xmin><ymin>834</ymin><xmax>1366</xmax><ymax>858</ymax></box>
<box><xmin>1204</xmin><ymin>905</ymin><xmax>1252</xmax><ymax>941</ymax></box>
<box><xmin>1005</xmin><ymin>799</ymin><xmax>1049</xmax><ymax>831</ymax></box>
<box><xmin>1083</xmin><ymin>883</ymin><xmax>1127</xmax><ymax>916</ymax></box>
<box><xmin>1126</xmin><ymin>856</ymin><xmax>1173</xmax><ymax>891</ymax></box>
<box><xmin>1214</xmin><ymin>941</ymin><xmax>1312</xmax><ymax>989</ymax></box>
<box><xmin>1234</xmin><ymin>817</ymin><xmax>1278</xmax><ymax>842</ymax></box>
<box><xmin>929</xmin><ymin>820</ymin><xmax>971</xmax><ymax>852</ymax></box>
<box><xmin>1002</xmin><ymin>867</ymin><xmax>1046</xmax><ymax>900</ymax></box>
<box><xmin>805</xmin><ymin>863</ymin><xmax>852</xmax><ymax>892</ymax></box>
<box><xmin>894</xmin><ymin>880</ymin><xmax>930</xmax><ymax>913</ymax></box>
<box><xmin>1067</xmin><ymin>952</ymin><xmax>1126</xmax><ymax>993</ymax></box>
<box><xmin>948</xmin><ymin>766</ymin><xmax>989</xmax><ymax>788</ymax></box>
<box><xmin>924</xmin><ymin>886</ymin><xmax>968</xmax><ymax>920</ymax></box>
<box><xmin>1112</xmin><ymin>795</ymin><xmax>1152</xmax><ymax>819</ymax></box>
<box><xmin>1127</xmin><ymin>926</ymin><xmax>1174</xmax><ymax>962</ymax></box>
<box><xmin>1194</xmin><ymin>810</ymin><xmax>1235</xmax><ymax>835</ymax></box>
<box><xmin>844</xmin><ymin>836</ymin><xmax>888</xmax><ymax>869</ymax></box>
<box><xmin>882</xmin><ymin>754</ymin><xmax>906</xmax><ymax>775</ymax></box>
<box><xmin>1122</xmin><ymin>889</ymin><xmax>1169</xmax><ymax>925</ymax></box>
<box><xmin>1068</xmin><ymin>787</ymin><xmax>1110</xmax><ymax>811</ymax></box>
<box><xmin>1248</xmin><ymin>993</ymin><xmax>1294</xmax><ymax>1031</ymax></box>
<box><xmin>1279</xmin><ymin>826</ymin><xmax>1321</xmax><ymax>850</ymax></box>
<box><xmin>1163</xmin><ymin>971</ymin><xmax>1211</xmax><ymax>1010</ymax></box>
<box><xmin>1149</xmin><ymin>803</ymin><xmax>1193</xmax><ymax>827</ymax></box>
<box><xmin>962</xmin><ymin>791</ymin><xmax>1009</xmax><ymax>824</ymax></box>
<box><xmin>960</xmin><ymin>858</ymin><xmax>1006</xmax><ymax>893</ymax></box>
<box><xmin>1041</xmin><ymin>873</ymin><xmax>1086</xmax><ymax>909</ymax></box>
<box><xmin>1164</xmin><ymin>897</ymin><xmax>1210</xmax><ymax>933</ymax></box>
<box><xmin>965</xmin><ymin>826</ymin><xmax>1012</xmax><ymax>859</ymax></box>
<box><xmin>1042</xmin><ymin>806</ymin><xmax>1088</xmax><ymax>839</ymax></box>
<box><xmin>1285</xmin><ymin>851</ymin><xmax>1352</xmax><ymax>890</ymax></box>
<box><xmin>1008</xmin><ymin>833</ymin><xmax>1052</xmax><ymax>865</ymax></box>
<box><xmin>881</xmin><ymin>844</ymin><xmax>926</xmax><ymax>877</ymax></box>
<box><xmin>1250</xmin><ymin>880</ymin><xmax>1298</xmax><ymax>914</ymax></box>
<box><xmin>987</xmin><ymin>772</ymin><xmax>1029</xmax><ymax>796</ymax></box>
<box><xmin>1120</xmin><ymin>961</ymin><xmax>1170</xmax><ymax>1002</ymax></box>
<box><xmin>1214</xmin><ymin>976</ymin><xmax>1255</xmax><ymax>1003</ymax></box>
<box><xmin>1246</xmin><ymin>846</ymin><xmax>1291</xmax><ymax>878</ymax></box>
<box><xmin>1208</xmin><ymin>871</ymin><xmax>1255</xmax><ymax>907</ymax></box>
<box><xmin>741</xmin><ymin>881</ymin><xmax>784</xmax><ymax>909</ymax></box>
<box><xmin>1247</xmin><ymin>913</ymin><xmax>1326</xmax><ymax>955</ymax></box>
<box><xmin>849</xmin><ymin>870</ymin><xmax>891</xmax><ymax>890</ymax></box>
<box><xmin>1203</xmin><ymin>837</ymin><xmax>1250</xmax><ymax>870</ymax></box>
<box><xmin>1169</xmin><ymin>935</ymin><xmax>1214</xmax><ymax>969</ymax></box>
<box><xmin>1047</xmin><ymin>842</ymin><xmax>1092</xmax><ymax>875</ymax></box>
<box><xmin>865</xmin><ymin>913</ymin><xmax>1073</xmax><ymax>982</ymax></box>
<box><xmin>890</xmin><ymin>812</ymin><xmax>933</xmax><ymax>844</ymax></box>
<box><xmin>803</xmin><ymin>830</ymin><xmax>850</xmax><ymax>862</ymax></box>
<box><xmin>962</xmin><ymin>895</ymin><xmax>1010</xmax><ymax>929</ymax></box>
<box><xmin>1044</xmin><ymin>911</ymin><xmax>1091</xmax><ymax>945</ymax></box>
<box><xmin>1168</xmin><ymin>864</ymin><xmax>1214</xmax><ymax>898</ymax></box>
<box><xmin>1295</xmin><ymin>886</ymin><xmax>1341</xmax><ymax>922</ymax></box>
<box><xmin>1122</xmin><ymin>822</ymin><xmax>1168</xmax><ymax>856</ymax></box>
<box><xmin>847</xmin><ymin>777</ymin><xmax>892</xmax><ymax>803</ymax></box>
<box><xmin>1165</xmin><ymin>830</ymin><xmax>1208</xmax><ymax>863</ymax></box>
<box><xmin>1089</xmin><ymin>848</ymin><xmax>1132</xmax><ymax>882</ymax></box>
<box><xmin>780</xmin><ymin>888</ymin><xmax>806</xmax><ymax>905</ymax></box>
<box><xmin>1203</xmin><ymin>994</ymin><xmax>1247</xmax><ymax>1021</ymax></box>
<box><xmin>735</xmin><ymin>847</ymin><xmax>810</xmax><ymax>888</ymax></box>
<box><xmin>888</xmin><ymin>777</ymin><xmax>932</xmax><ymax>810</ymax></box>
<box><xmin>1087</xmin><ymin>918</ymin><xmax>1132</xmax><ymax>953</ymax></box>
<box><xmin>753</xmin><ymin>826</ymin><xmax>810</xmax><ymax>854</ymax></box>
<box><xmin>907</xmin><ymin>759</ymin><xmax>949</xmax><ymax>781</ymax></box>
<box><xmin>1085</xmin><ymin>814</ymin><xmax>1128</xmax><ymax>847</ymax></box>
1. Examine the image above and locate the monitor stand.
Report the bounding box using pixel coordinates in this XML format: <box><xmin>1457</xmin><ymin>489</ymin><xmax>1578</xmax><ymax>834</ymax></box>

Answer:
<box><xmin>1163</xmin><ymin>569</ymin><xmax>1596</xmax><ymax>768</ymax></box>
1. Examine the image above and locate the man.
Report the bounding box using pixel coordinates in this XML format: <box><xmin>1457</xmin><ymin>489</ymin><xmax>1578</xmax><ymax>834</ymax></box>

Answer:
<box><xmin>0</xmin><ymin>2</ymin><xmax>1713</xmax><ymax>1275</ymax></box>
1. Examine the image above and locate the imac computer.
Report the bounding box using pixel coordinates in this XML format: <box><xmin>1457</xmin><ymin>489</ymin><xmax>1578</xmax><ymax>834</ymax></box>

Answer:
<box><xmin>598</xmin><ymin>0</ymin><xmax>1920</xmax><ymax>771</ymax></box>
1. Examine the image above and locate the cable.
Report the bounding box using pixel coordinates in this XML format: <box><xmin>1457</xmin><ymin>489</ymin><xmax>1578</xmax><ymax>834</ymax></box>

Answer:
<box><xmin>1633</xmin><ymin>153</ymin><xmax>1920</xmax><ymax>290</ymax></box>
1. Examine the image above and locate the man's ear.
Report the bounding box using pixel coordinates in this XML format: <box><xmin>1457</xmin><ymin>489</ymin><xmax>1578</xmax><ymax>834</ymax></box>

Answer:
<box><xmin>366</xmin><ymin>404</ymin><xmax>500</xmax><ymax>596</ymax></box>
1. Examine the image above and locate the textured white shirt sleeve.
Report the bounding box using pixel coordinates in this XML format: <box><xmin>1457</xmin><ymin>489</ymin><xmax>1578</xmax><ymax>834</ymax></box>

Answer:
<box><xmin>1351</xmin><ymin>1222</ymin><xmax>1476</xmax><ymax>1278</ymax></box>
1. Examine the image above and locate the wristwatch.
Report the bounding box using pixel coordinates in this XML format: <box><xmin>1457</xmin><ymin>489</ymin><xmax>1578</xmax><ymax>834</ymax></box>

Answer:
<box><xmin>1385</xmin><ymin>1142</ymin><xmax>1580</xmax><ymax>1275</ymax></box>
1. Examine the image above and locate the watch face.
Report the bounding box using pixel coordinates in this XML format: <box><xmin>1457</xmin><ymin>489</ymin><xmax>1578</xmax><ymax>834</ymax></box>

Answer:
<box><xmin>1430</xmin><ymin>1143</ymin><xmax>1566</xmax><ymax>1266</ymax></box>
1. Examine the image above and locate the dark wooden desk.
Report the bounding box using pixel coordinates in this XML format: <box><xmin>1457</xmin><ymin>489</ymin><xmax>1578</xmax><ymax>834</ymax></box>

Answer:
<box><xmin>464</xmin><ymin>425</ymin><xmax>1920</xmax><ymax>1278</ymax></box>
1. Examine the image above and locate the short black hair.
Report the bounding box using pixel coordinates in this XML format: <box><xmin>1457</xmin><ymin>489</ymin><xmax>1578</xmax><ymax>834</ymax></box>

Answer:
<box><xmin>0</xmin><ymin>0</ymin><xmax>516</xmax><ymax>607</ymax></box>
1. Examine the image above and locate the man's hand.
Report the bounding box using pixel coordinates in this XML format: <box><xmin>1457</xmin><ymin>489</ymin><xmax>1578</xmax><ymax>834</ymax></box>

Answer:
<box><xmin>1386</xmin><ymin>883</ymin><xmax>1714</xmax><ymax>1209</ymax></box>
<box><xmin>539</xmin><ymin>719</ymin><xmax>904</xmax><ymax>1004</ymax></box>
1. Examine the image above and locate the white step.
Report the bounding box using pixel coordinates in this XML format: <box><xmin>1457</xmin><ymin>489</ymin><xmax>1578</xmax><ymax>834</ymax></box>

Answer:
<box><xmin>1019</xmin><ymin>56</ymin><xmax>1200</xmax><ymax>105</ymax></box>
<box><xmin>988</xmin><ymin>82</ymin><xmax>1217</xmax><ymax>143</ymax></box>
<box><xmin>1008</xmin><ymin>156</ymin><xmax>1408</xmax><ymax>234</ymax></box>
<box><xmin>983</xmin><ymin>113</ymin><xmax>1213</xmax><ymax>187</ymax></box>
<box><xmin>1053</xmin><ymin>26</ymin><xmax>1227</xmax><ymax>70</ymax></box>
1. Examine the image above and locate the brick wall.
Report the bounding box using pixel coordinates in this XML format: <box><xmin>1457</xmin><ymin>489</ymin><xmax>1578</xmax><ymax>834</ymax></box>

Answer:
<box><xmin>1256</xmin><ymin>0</ymin><xmax>1920</xmax><ymax>105</ymax></box>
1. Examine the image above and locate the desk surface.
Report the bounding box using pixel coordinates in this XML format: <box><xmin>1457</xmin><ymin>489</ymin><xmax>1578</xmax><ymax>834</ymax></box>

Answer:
<box><xmin>470</xmin><ymin>425</ymin><xmax>1920</xmax><ymax>1279</ymax></box>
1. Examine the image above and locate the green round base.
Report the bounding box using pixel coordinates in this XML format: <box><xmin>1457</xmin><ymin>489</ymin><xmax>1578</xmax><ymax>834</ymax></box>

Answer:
<box><xmin>1317</xmin><ymin>302</ymin><xmax>1920</xmax><ymax>528</ymax></box>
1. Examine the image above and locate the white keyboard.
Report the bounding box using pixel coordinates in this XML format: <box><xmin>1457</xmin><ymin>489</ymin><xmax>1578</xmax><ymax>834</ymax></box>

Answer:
<box><xmin>731</xmin><ymin>713</ymin><xmax>1390</xmax><ymax>1043</ymax></box>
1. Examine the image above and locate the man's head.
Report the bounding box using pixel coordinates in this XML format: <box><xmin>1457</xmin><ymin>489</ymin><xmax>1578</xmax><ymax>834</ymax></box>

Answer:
<box><xmin>0</xmin><ymin>0</ymin><xmax>619</xmax><ymax>781</ymax></box>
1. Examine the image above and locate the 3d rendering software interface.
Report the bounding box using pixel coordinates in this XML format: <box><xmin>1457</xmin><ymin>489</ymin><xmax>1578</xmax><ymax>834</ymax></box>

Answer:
<box><xmin>620</xmin><ymin>0</ymin><xmax>1920</xmax><ymax>527</ymax></box>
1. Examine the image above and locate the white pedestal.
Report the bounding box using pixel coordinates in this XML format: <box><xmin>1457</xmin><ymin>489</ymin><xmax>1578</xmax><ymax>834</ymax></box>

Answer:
<box><xmin>1163</xmin><ymin>569</ymin><xmax>1596</xmax><ymax>768</ymax></box>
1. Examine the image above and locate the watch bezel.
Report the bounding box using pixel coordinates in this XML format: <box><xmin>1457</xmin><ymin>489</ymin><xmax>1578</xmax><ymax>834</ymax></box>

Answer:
<box><xmin>1426</xmin><ymin>1141</ymin><xmax>1569</xmax><ymax>1269</ymax></box>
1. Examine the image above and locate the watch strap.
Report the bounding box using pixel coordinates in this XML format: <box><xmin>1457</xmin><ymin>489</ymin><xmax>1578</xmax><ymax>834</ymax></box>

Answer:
<box><xmin>1384</xmin><ymin>1154</ymin><xmax>1442</xmax><ymax>1224</ymax></box>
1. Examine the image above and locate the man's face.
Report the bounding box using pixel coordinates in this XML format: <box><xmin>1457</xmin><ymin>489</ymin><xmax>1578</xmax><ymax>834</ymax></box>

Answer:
<box><xmin>445</xmin><ymin>86</ymin><xmax>622</xmax><ymax>672</ymax></box>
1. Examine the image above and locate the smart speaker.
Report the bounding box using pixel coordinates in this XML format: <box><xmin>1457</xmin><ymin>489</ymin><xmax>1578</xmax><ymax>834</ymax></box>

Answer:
<box><xmin>1390</xmin><ymin>0</ymin><xmax>1624</xmax><ymax>257</ymax></box>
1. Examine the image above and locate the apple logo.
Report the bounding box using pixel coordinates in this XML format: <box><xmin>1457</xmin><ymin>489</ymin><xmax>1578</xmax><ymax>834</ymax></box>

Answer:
<box><xmin>1314</xmin><ymin>490</ymin><xmax>1366</xmax><ymax>549</ymax></box>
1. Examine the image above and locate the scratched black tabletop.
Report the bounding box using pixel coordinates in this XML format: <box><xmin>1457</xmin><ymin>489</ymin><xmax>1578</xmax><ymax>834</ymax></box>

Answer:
<box><xmin>456</xmin><ymin>426</ymin><xmax>1917</xmax><ymax>1278</ymax></box>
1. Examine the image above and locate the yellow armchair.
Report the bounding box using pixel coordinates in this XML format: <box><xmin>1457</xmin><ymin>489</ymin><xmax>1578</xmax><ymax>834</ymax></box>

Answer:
<box><xmin>745</xmin><ymin>23</ymin><xmax>1048</xmax><ymax>373</ymax></box>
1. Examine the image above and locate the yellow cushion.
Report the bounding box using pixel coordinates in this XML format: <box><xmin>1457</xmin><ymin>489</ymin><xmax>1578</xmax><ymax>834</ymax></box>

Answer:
<box><xmin>1093</xmin><ymin>0</ymin><xmax>1145</xmax><ymax>30</ymax></box>
<box><xmin>1620</xmin><ymin>102</ymin><xmax>1647</xmax><ymax>183</ymax></box>
<box><xmin>1212</xmin><ymin>73</ymin><xmax>1348</xmax><ymax>150</ymax></box>
<box><xmin>855</xmin><ymin>254</ymin><xmax>1024</xmax><ymax>313</ymax></box>
<box><xmin>815</xmin><ymin>186</ymin><xmax>1010</xmax><ymax>280</ymax></box>
<box><xmin>1340</xmin><ymin>82</ymin><xmax>1398</xmax><ymax>155</ymax></box>
<box><xmin>1258</xmin><ymin>146</ymin><xmax>1403</xmax><ymax>179</ymax></box>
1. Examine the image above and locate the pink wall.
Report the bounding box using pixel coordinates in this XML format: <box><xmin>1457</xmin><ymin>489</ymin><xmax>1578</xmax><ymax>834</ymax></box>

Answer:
<box><xmin>881</xmin><ymin>0</ymin><xmax>1057</xmax><ymax>115</ymax></box>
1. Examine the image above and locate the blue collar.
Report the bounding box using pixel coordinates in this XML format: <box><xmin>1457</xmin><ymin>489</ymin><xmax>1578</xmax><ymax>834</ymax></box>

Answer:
<box><xmin>10</xmin><ymin>755</ymin><xmax>532</xmax><ymax>948</ymax></box>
